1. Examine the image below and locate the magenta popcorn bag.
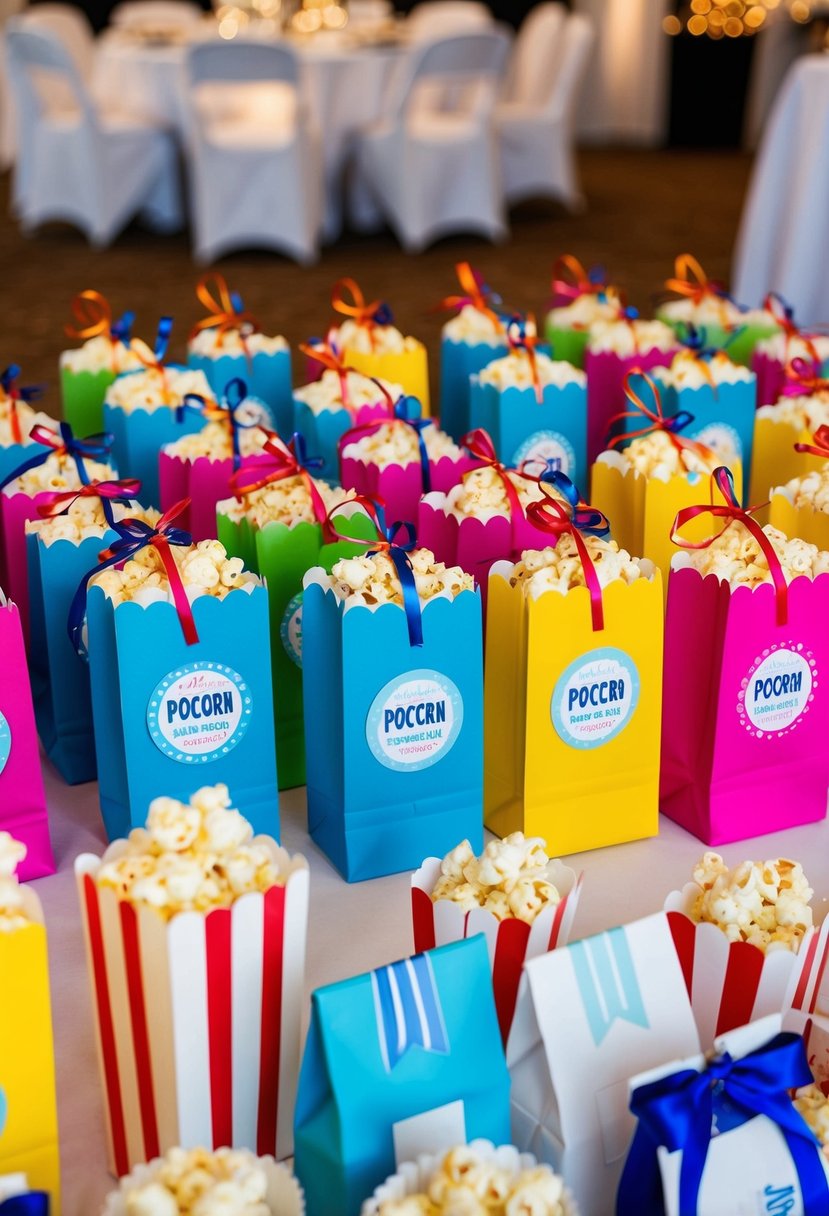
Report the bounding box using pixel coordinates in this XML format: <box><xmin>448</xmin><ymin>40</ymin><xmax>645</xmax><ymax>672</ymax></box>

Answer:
<box><xmin>751</xmin><ymin>293</ymin><xmax>828</xmax><ymax>407</ymax></box>
<box><xmin>0</xmin><ymin>594</ymin><xmax>53</xmax><ymax>879</ymax></box>
<box><xmin>661</xmin><ymin>466</ymin><xmax>829</xmax><ymax>845</ymax></box>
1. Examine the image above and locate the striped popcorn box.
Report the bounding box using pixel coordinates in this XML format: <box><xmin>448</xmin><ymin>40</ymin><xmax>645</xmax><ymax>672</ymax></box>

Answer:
<box><xmin>411</xmin><ymin>858</ymin><xmax>582</xmax><ymax>1043</ymax></box>
<box><xmin>665</xmin><ymin>882</ymin><xmax>813</xmax><ymax>1050</ymax></box>
<box><xmin>783</xmin><ymin>916</ymin><xmax>829</xmax><ymax>1084</ymax></box>
<box><xmin>75</xmin><ymin>843</ymin><xmax>309</xmax><ymax>1177</ymax></box>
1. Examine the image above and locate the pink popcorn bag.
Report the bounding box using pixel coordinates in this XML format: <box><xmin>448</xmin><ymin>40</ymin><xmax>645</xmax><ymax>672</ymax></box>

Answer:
<box><xmin>411</xmin><ymin>856</ymin><xmax>582</xmax><ymax>1043</ymax></box>
<box><xmin>661</xmin><ymin>466</ymin><xmax>829</xmax><ymax>845</ymax></box>
<box><xmin>584</xmin><ymin>343</ymin><xmax>676</xmax><ymax>464</ymax></box>
<box><xmin>0</xmin><ymin>595</ymin><xmax>53</xmax><ymax>880</ymax></box>
<box><xmin>751</xmin><ymin>293</ymin><xmax>827</xmax><ymax>407</ymax></box>
<box><xmin>75</xmin><ymin>842</ymin><xmax>309</xmax><ymax>1176</ymax></box>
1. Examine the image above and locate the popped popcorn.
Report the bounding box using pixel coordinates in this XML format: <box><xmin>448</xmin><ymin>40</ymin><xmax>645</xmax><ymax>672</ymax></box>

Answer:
<box><xmin>104</xmin><ymin>1145</ymin><xmax>300</xmax><ymax>1216</ymax></box>
<box><xmin>546</xmin><ymin>292</ymin><xmax>622</xmax><ymax>330</ymax></box>
<box><xmin>27</xmin><ymin>499</ymin><xmax>160</xmax><ymax>546</ymax></box>
<box><xmin>105</xmin><ymin>366</ymin><xmax>213</xmax><ymax>414</ymax></box>
<box><xmin>325</xmin><ymin>547</ymin><xmax>474</xmax><ymax>607</ymax></box>
<box><xmin>375</xmin><ymin>1145</ymin><xmax>574</xmax><ymax>1216</ymax></box>
<box><xmin>88</xmin><ymin>536</ymin><xmax>259</xmax><ymax>608</ymax></box>
<box><xmin>793</xmin><ymin>1086</ymin><xmax>829</xmax><ymax>1160</ymax></box>
<box><xmin>431</xmin><ymin>833</ymin><xmax>562</xmax><ymax>924</ymax></box>
<box><xmin>0</xmin><ymin>388</ymin><xmax>53</xmax><ymax>447</ymax></box>
<box><xmin>653</xmin><ymin>351</ymin><xmax>753</xmax><ymax>391</ymax></box>
<box><xmin>342</xmin><ymin>422</ymin><xmax>461</xmax><ymax>470</ymax></box>
<box><xmin>659</xmin><ymin>295</ymin><xmax>744</xmax><ymax>328</ymax></box>
<box><xmin>688</xmin><ymin>851</ymin><xmax>814</xmax><ymax>952</ymax></box>
<box><xmin>60</xmin><ymin>334</ymin><xmax>143</xmax><ymax>375</ymax></box>
<box><xmin>0</xmin><ymin>832</ymin><xmax>30</xmax><ymax>933</ymax></box>
<box><xmin>217</xmin><ymin>477</ymin><xmax>353</xmax><ymax>529</ymax></box>
<box><xmin>442</xmin><ymin>466</ymin><xmax>555</xmax><ymax>522</ymax></box>
<box><xmin>775</xmin><ymin>467</ymin><xmax>829</xmax><ymax>513</ymax></box>
<box><xmin>2</xmin><ymin>450</ymin><xmax>116</xmax><ymax>497</ymax></box>
<box><xmin>587</xmin><ymin>318</ymin><xmax>677</xmax><ymax>357</ymax></box>
<box><xmin>188</xmin><ymin>328</ymin><xmax>288</xmax><ymax>358</ymax></box>
<box><xmin>164</xmin><ymin>411</ymin><xmax>271</xmax><ymax>463</ymax></box>
<box><xmin>331</xmin><ymin>319</ymin><xmax>419</xmax><ymax>356</ymax></box>
<box><xmin>95</xmin><ymin>785</ymin><xmax>287</xmax><ymax>917</ymax></box>
<box><xmin>443</xmin><ymin>304</ymin><xmax>504</xmax><ymax>345</ymax></box>
<box><xmin>677</xmin><ymin>521</ymin><xmax>829</xmax><ymax>589</ymax></box>
<box><xmin>755</xmin><ymin>333</ymin><xmax>829</xmax><ymax>366</ymax></box>
<box><xmin>294</xmin><ymin>369</ymin><xmax>404</xmax><ymax>415</ymax></box>
<box><xmin>478</xmin><ymin>352</ymin><xmax>585</xmax><ymax>392</ymax></box>
<box><xmin>758</xmin><ymin>394</ymin><xmax>829</xmax><ymax>432</ymax></box>
<box><xmin>510</xmin><ymin>537</ymin><xmax>648</xmax><ymax>599</ymax></box>
<box><xmin>608</xmin><ymin>429</ymin><xmax>719</xmax><ymax>480</ymax></box>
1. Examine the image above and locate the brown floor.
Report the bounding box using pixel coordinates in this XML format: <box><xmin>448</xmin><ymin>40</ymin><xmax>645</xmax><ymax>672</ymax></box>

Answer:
<box><xmin>1</xmin><ymin>146</ymin><xmax>754</xmax><ymax>412</ymax></box>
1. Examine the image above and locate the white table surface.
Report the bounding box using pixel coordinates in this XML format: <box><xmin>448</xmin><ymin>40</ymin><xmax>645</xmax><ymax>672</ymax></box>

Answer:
<box><xmin>733</xmin><ymin>53</ymin><xmax>829</xmax><ymax>322</ymax></box>
<box><xmin>34</xmin><ymin>754</ymin><xmax>829</xmax><ymax>1214</ymax></box>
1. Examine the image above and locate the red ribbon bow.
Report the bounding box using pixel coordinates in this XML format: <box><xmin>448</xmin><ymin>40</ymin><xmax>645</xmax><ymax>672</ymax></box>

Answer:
<box><xmin>190</xmin><ymin>273</ymin><xmax>259</xmax><ymax>346</ymax></box>
<box><xmin>525</xmin><ymin>494</ymin><xmax>607</xmax><ymax>631</ymax></box>
<box><xmin>782</xmin><ymin>356</ymin><xmax>829</xmax><ymax>398</ymax></box>
<box><xmin>794</xmin><ymin>425</ymin><xmax>829</xmax><ymax>460</ymax></box>
<box><xmin>1</xmin><ymin>374</ymin><xmax>24</xmax><ymax>446</ymax></box>
<box><xmin>36</xmin><ymin>477</ymin><xmax>141</xmax><ymax>519</ymax></box>
<box><xmin>228</xmin><ymin>433</ymin><xmax>329</xmax><ymax>528</ymax></box>
<box><xmin>550</xmin><ymin>254</ymin><xmax>608</xmax><ymax>304</ymax></box>
<box><xmin>607</xmin><ymin>372</ymin><xmax>716</xmax><ymax>470</ymax></box>
<box><xmin>461</xmin><ymin>428</ymin><xmax>528</xmax><ymax>527</ymax></box>
<box><xmin>435</xmin><ymin>262</ymin><xmax>503</xmax><ymax>328</ymax></box>
<box><xmin>65</xmin><ymin>290</ymin><xmax>122</xmax><ymax>374</ymax></box>
<box><xmin>665</xmin><ymin>254</ymin><xmax>728</xmax><ymax>307</ymax></box>
<box><xmin>672</xmin><ymin>466</ymin><xmax>788</xmax><ymax>626</ymax></box>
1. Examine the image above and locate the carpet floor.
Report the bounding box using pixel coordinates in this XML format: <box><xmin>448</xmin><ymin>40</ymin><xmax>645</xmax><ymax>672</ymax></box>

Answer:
<box><xmin>2</xmin><ymin>146</ymin><xmax>754</xmax><ymax>411</ymax></box>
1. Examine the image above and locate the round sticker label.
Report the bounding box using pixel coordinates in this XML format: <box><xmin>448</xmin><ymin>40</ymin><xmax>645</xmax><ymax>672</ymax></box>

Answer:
<box><xmin>281</xmin><ymin>592</ymin><xmax>304</xmax><ymax>669</ymax></box>
<box><xmin>551</xmin><ymin>647</ymin><xmax>639</xmax><ymax>749</ymax></box>
<box><xmin>366</xmin><ymin>669</ymin><xmax>463</xmax><ymax>772</ymax></box>
<box><xmin>147</xmin><ymin>662</ymin><xmax>252</xmax><ymax>764</ymax></box>
<box><xmin>737</xmin><ymin>643</ymin><xmax>816</xmax><ymax>738</ymax></box>
<box><xmin>692</xmin><ymin>422</ymin><xmax>742</xmax><ymax>462</ymax></box>
<box><xmin>511</xmin><ymin>430</ymin><xmax>576</xmax><ymax>478</ymax></box>
<box><xmin>0</xmin><ymin>711</ymin><xmax>10</xmax><ymax>776</ymax></box>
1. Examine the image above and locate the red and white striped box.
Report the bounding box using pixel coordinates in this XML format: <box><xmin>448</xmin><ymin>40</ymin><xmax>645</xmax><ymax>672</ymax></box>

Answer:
<box><xmin>411</xmin><ymin>858</ymin><xmax>582</xmax><ymax>1043</ymax></box>
<box><xmin>665</xmin><ymin>882</ymin><xmax>813</xmax><ymax>1050</ymax></box>
<box><xmin>783</xmin><ymin>915</ymin><xmax>829</xmax><ymax>1090</ymax></box>
<box><xmin>75</xmin><ymin>843</ymin><xmax>309</xmax><ymax>1177</ymax></box>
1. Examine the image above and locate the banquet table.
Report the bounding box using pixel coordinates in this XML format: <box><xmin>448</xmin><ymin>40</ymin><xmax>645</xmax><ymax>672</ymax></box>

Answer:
<box><xmin>34</xmin><ymin>758</ymin><xmax>829</xmax><ymax>1214</ymax></box>
<box><xmin>733</xmin><ymin>52</ymin><xmax>829</xmax><ymax>325</ymax></box>
<box><xmin>92</xmin><ymin>26</ymin><xmax>407</xmax><ymax>240</ymax></box>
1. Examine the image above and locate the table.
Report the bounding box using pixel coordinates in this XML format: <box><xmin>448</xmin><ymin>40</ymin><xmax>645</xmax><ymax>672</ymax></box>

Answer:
<box><xmin>35</xmin><ymin>758</ymin><xmax>829</xmax><ymax>1214</ymax></box>
<box><xmin>733</xmin><ymin>53</ymin><xmax>829</xmax><ymax>324</ymax></box>
<box><xmin>92</xmin><ymin>27</ymin><xmax>406</xmax><ymax>240</ymax></box>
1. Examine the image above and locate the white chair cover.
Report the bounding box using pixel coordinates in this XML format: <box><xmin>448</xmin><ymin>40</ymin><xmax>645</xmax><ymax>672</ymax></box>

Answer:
<box><xmin>501</xmin><ymin>2</ymin><xmax>566</xmax><ymax>106</ymax></box>
<box><xmin>110</xmin><ymin>1</ymin><xmax>205</xmax><ymax>29</ymax></box>
<box><xmin>6</xmin><ymin>21</ymin><xmax>183</xmax><ymax>245</ymax></box>
<box><xmin>13</xmin><ymin>3</ymin><xmax>93</xmax><ymax>77</ymax></box>
<box><xmin>183</xmin><ymin>38</ymin><xmax>322</xmax><ymax>264</ymax></box>
<box><xmin>496</xmin><ymin>12</ymin><xmax>594</xmax><ymax>210</ymax></box>
<box><xmin>0</xmin><ymin>0</ymin><xmax>24</xmax><ymax>168</ymax></box>
<box><xmin>406</xmin><ymin>1</ymin><xmax>492</xmax><ymax>41</ymax></box>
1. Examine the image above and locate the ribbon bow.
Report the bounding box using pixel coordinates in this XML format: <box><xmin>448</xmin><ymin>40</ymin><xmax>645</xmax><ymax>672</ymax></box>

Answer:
<box><xmin>0</xmin><ymin>422</ymin><xmax>113</xmax><ymax>492</ymax></box>
<box><xmin>65</xmin><ymin>289</ymin><xmax>135</xmax><ymax>352</ymax></box>
<box><xmin>0</xmin><ymin>1195</ymin><xmax>50</xmax><ymax>1215</ymax></box>
<box><xmin>606</xmin><ymin>372</ymin><xmax>714</xmax><ymax>469</ymax></box>
<box><xmin>672</xmin><ymin>465</ymin><xmax>788</xmax><ymax>626</ymax></box>
<box><xmin>177</xmin><ymin>378</ymin><xmax>261</xmax><ymax>471</ymax></box>
<box><xmin>68</xmin><ymin>500</ymin><xmax>198</xmax><ymax>656</ymax></box>
<box><xmin>794</xmin><ymin>425</ymin><xmax>829</xmax><ymax>461</ymax></box>
<box><xmin>331</xmin><ymin>278</ymin><xmax>393</xmax><ymax>349</ymax></box>
<box><xmin>525</xmin><ymin>488</ymin><xmax>611</xmax><ymax>631</ymax></box>
<box><xmin>229</xmin><ymin>432</ymin><xmax>329</xmax><ymax>527</ymax></box>
<box><xmin>0</xmin><ymin>365</ymin><xmax>43</xmax><ymax>445</ymax></box>
<box><xmin>36</xmin><ymin>476</ymin><xmax>141</xmax><ymax>528</ymax></box>
<box><xmin>617</xmin><ymin>1032</ymin><xmax>829</xmax><ymax>1216</ymax></box>
<box><xmin>190</xmin><ymin>273</ymin><xmax>259</xmax><ymax>346</ymax></box>
<box><xmin>783</xmin><ymin>356</ymin><xmax>829</xmax><ymax>398</ymax></box>
<box><xmin>665</xmin><ymin>254</ymin><xmax>729</xmax><ymax>307</ymax></box>
<box><xmin>461</xmin><ymin>428</ymin><xmax>527</xmax><ymax>528</ymax></box>
<box><xmin>506</xmin><ymin>313</ymin><xmax>544</xmax><ymax>405</ymax></box>
<box><xmin>339</xmin><ymin>387</ymin><xmax>432</xmax><ymax>492</ymax></box>
<box><xmin>551</xmin><ymin>254</ymin><xmax>609</xmax><ymax>306</ymax></box>
<box><xmin>299</xmin><ymin>335</ymin><xmax>354</xmax><ymax>410</ymax></box>
<box><xmin>325</xmin><ymin>496</ymin><xmax>424</xmax><ymax>647</ymax></box>
<box><xmin>128</xmin><ymin>316</ymin><xmax>175</xmax><ymax>402</ymax></box>
<box><xmin>435</xmin><ymin>262</ymin><xmax>503</xmax><ymax>328</ymax></box>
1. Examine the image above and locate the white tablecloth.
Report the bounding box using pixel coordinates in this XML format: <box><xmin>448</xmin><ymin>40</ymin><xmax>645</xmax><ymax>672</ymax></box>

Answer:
<box><xmin>33</xmin><ymin>759</ymin><xmax>829</xmax><ymax>1214</ymax></box>
<box><xmin>733</xmin><ymin>53</ymin><xmax>829</xmax><ymax>323</ymax></box>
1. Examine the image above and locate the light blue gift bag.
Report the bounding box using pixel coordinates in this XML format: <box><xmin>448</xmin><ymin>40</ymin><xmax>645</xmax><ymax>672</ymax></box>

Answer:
<box><xmin>103</xmin><ymin>375</ymin><xmax>204</xmax><ymax>509</ymax></box>
<box><xmin>294</xmin><ymin>935</ymin><xmax>511</xmax><ymax>1216</ymax></box>
<box><xmin>187</xmin><ymin>348</ymin><xmax>293</xmax><ymax>438</ymax></box>
<box><xmin>85</xmin><ymin>569</ymin><xmax>279</xmax><ymax>842</ymax></box>
<box><xmin>655</xmin><ymin>375</ymin><xmax>757</xmax><ymax>491</ymax></box>
<box><xmin>469</xmin><ymin>376</ymin><xmax>588</xmax><ymax>490</ymax></box>
<box><xmin>301</xmin><ymin>551</ymin><xmax>484</xmax><ymax>881</ymax></box>
<box><xmin>439</xmin><ymin>336</ymin><xmax>508</xmax><ymax>443</ymax></box>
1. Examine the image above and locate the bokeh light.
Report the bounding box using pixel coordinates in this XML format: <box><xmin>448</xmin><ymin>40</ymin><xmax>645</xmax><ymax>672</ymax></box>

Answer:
<box><xmin>663</xmin><ymin>0</ymin><xmax>812</xmax><ymax>38</ymax></box>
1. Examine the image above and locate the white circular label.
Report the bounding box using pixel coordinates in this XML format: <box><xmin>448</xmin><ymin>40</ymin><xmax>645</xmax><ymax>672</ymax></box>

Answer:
<box><xmin>280</xmin><ymin>592</ymin><xmax>303</xmax><ymax>669</ymax></box>
<box><xmin>511</xmin><ymin>430</ymin><xmax>576</xmax><ymax>477</ymax></box>
<box><xmin>692</xmin><ymin>422</ymin><xmax>743</xmax><ymax>461</ymax></box>
<box><xmin>147</xmin><ymin>662</ymin><xmax>252</xmax><ymax>763</ymax></box>
<box><xmin>551</xmin><ymin>647</ymin><xmax>639</xmax><ymax>749</ymax></box>
<box><xmin>0</xmin><ymin>710</ymin><xmax>10</xmax><ymax>776</ymax></box>
<box><xmin>366</xmin><ymin>669</ymin><xmax>463</xmax><ymax>772</ymax></box>
<box><xmin>738</xmin><ymin>644</ymin><xmax>816</xmax><ymax>738</ymax></box>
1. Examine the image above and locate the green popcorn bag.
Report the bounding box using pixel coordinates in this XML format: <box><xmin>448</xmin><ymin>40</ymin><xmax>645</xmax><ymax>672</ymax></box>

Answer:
<box><xmin>544</xmin><ymin>254</ymin><xmax>625</xmax><ymax>370</ymax></box>
<box><xmin>59</xmin><ymin>290</ymin><xmax>140</xmax><ymax>435</ymax></box>
<box><xmin>217</xmin><ymin>432</ymin><xmax>376</xmax><ymax>790</ymax></box>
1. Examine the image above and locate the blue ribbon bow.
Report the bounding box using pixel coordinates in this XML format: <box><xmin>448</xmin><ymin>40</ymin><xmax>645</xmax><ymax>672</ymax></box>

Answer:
<box><xmin>153</xmin><ymin>315</ymin><xmax>173</xmax><ymax>362</ymax></box>
<box><xmin>177</xmin><ymin>377</ymin><xmax>260</xmax><ymax>470</ymax></box>
<box><xmin>538</xmin><ymin>467</ymin><xmax>611</xmax><ymax>538</ymax></box>
<box><xmin>1</xmin><ymin>365</ymin><xmax>44</xmax><ymax>404</ymax></box>
<box><xmin>288</xmin><ymin>430</ymin><xmax>325</xmax><ymax>476</ymax></box>
<box><xmin>368</xmin><ymin>501</ymin><xmax>423</xmax><ymax>648</ymax></box>
<box><xmin>393</xmin><ymin>394</ymin><xmax>433</xmax><ymax>493</ymax></box>
<box><xmin>0</xmin><ymin>422</ymin><xmax>113</xmax><ymax>492</ymax></box>
<box><xmin>617</xmin><ymin>1032</ymin><xmax>829</xmax><ymax>1216</ymax></box>
<box><xmin>0</xmin><ymin>1195</ymin><xmax>50</xmax><ymax>1216</ymax></box>
<box><xmin>109</xmin><ymin>310</ymin><xmax>135</xmax><ymax>345</ymax></box>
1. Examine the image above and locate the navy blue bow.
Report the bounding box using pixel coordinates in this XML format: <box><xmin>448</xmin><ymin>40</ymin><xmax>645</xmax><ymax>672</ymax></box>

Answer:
<box><xmin>1</xmin><ymin>365</ymin><xmax>44</xmax><ymax>404</ymax></box>
<box><xmin>368</xmin><ymin>501</ymin><xmax>423</xmax><ymax>648</ymax></box>
<box><xmin>536</xmin><ymin>467</ymin><xmax>611</xmax><ymax>537</ymax></box>
<box><xmin>0</xmin><ymin>421</ymin><xmax>113</xmax><ymax>492</ymax></box>
<box><xmin>177</xmin><ymin>376</ymin><xmax>261</xmax><ymax>470</ymax></box>
<box><xmin>0</xmin><ymin>1194</ymin><xmax>50</xmax><ymax>1215</ymax></box>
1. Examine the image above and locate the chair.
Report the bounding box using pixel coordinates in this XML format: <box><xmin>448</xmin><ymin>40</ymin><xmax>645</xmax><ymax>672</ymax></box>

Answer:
<box><xmin>501</xmin><ymin>2</ymin><xmax>566</xmax><ymax>106</ymax></box>
<box><xmin>351</xmin><ymin>29</ymin><xmax>511</xmax><ymax>252</ymax></box>
<box><xmin>183</xmin><ymin>39</ymin><xmax>322</xmax><ymax>264</ymax></box>
<box><xmin>5</xmin><ymin>22</ymin><xmax>183</xmax><ymax>244</ymax></box>
<box><xmin>496</xmin><ymin>12</ymin><xmax>594</xmax><ymax>211</ymax></box>
<box><xmin>13</xmin><ymin>3</ymin><xmax>93</xmax><ymax>77</ymax></box>
<box><xmin>109</xmin><ymin>1</ymin><xmax>204</xmax><ymax>29</ymax></box>
<box><xmin>406</xmin><ymin>1</ymin><xmax>492</xmax><ymax>41</ymax></box>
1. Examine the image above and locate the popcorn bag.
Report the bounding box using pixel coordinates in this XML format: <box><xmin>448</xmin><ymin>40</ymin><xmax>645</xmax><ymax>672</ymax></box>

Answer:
<box><xmin>769</xmin><ymin>428</ymin><xmax>829</xmax><ymax>552</ymax></box>
<box><xmin>186</xmin><ymin>274</ymin><xmax>293</xmax><ymax>437</ymax></box>
<box><xmin>468</xmin><ymin>316</ymin><xmax>587</xmax><ymax>488</ymax></box>
<box><xmin>508</xmin><ymin>913</ymin><xmax>701</xmax><ymax>1216</ymax></box>
<box><xmin>618</xmin><ymin>1017</ymin><xmax>829</xmax><ymax>1216</ymax></box>
<box><xmin>60</xmin><ymin>290</ymin><xmax>139</xmax><ymax>435</ymax></box>
<box><xmin>661</xmin><ymin>468</ymin><xmax>829</xmax><ymax>844</ymax></box>
<box><xmin>0</xmin><ymin>597</ymin><xmax>53</xmax><ymax>880</ymax></box>
<box><xmin>0</xmin><ymin>365</ymin><xmax>53</xmax><ymax>494</ymax></box>
<box><xmin>544</xmin><ymin>255</ymin><xmax>624</xmax><ymax>370</ymax></box>
<box><xmin>217</xmin><ymin>444</ymin><xmax>377</xmax><ymax>790</ymax></box>
<box><xmin>484</xmin><ymin>493</ymin><xmax>663</xmax><ymax>855</ymax></box>
<box><xmin>302</xmin><ymin>506</ymin><xmax>483</xmax><ymax>882</ymax></box>
<box><xmin>0</xmin><ymin>836</ymin><xmax>60</xmax><ymax>1209</ymax></box>
<box><xmin>294</xmin><ymin>936</ymin><xmax>511</xmax><ymax>1216</ymax></box>
<box><xmin>750</xmin><ymin>294</ymin><xmax>829</xmax><ymax>407</ymax></box>
<box><xmin>76</xmin><ymin>804</ymin><xmax>309</xmax><ymax>1174</ymax></box>
<box><xmin>81</xmin><ymin>506</ymin><xmax>280</xmax><ymax>841</ymax></box>
<box><xmin>750</xmin><ymin>370</ymin><xmax>829</xmax><ymax>511</ymax></box>
<box><xmin>435</xmin><ymin>262</ymin><xmax>508</xmax><ymax>442</ymax></box>
<box><xmin>411</xmin><ymin>843</ymin><xmax>581</xmax><ymax>1043</ymax></box>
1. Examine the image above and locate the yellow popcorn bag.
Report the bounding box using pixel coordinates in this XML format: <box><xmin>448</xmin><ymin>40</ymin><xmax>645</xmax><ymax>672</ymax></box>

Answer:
<box><xmin>769</xmin><ymin>425</ymin><xmax>829</xmax><ymax>550</ymax></box>
<box><xmin>591</xmin><ymin>372</ymin><xmax>741</xmax><ymax>585</ymax></box>
<box><xmin>484</xmin><ymin>486</ymin><xmax>663</xmax><ymax>855</ymax></box>
<box><xmin>0</xmin><ymin>843</ymin><xmax>59</xmax><ymax>1211</ymax></box>
<box><xmin>749</xmin><ymin>359</ymin><xmax>829</xmax><ymax>511</ymax></box>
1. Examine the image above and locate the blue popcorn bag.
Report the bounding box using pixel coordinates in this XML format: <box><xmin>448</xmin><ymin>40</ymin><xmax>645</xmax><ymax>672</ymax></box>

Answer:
<box><xmin>294</xmin><ymin>936</ymin><xmax>511</xmax><ymax>1216</ymax></box>
<box><xmin>468</xmin><ymin>316</ymin><xmax>587</xmax><ymax>489</ymax></box>
<box><xmin>0</xmin><ymin>365</ymin><xmax>48</xmax><ymax>487</ymax></box>
<box><xmin>435</xmin><ymin>263</ymin><xmax>509</xmax><ymax>442</ymax></box>
<box><xmin>77</xmin><ymin>505</ymin><xmax>279</xmax><ymax>841</ymax></box>
<box><xmin>301</xmin><ymin>505</ymin><xmax>483</xmax><ymax>882</ymax></box>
